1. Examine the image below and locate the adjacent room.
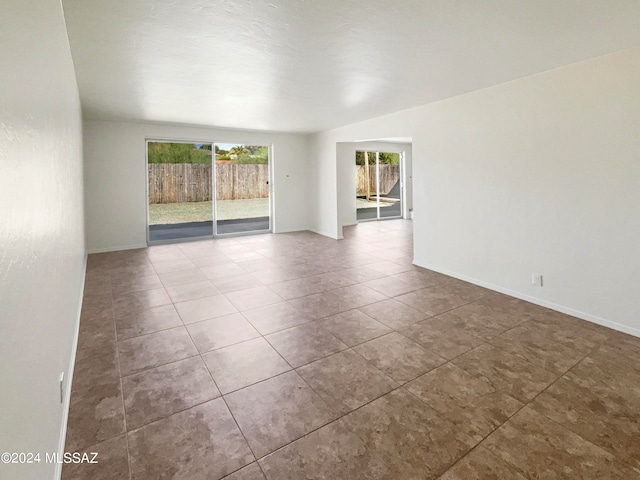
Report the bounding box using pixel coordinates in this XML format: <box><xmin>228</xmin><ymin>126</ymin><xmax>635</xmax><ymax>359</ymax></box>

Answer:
<box><xmin>2</xmin><ymin>1</ymin><xmax>640</xmax><ymax>479</ymax></box>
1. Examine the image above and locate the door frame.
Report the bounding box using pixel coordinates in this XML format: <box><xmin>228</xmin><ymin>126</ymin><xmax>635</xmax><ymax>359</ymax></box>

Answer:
<box><xmin>355</xmin><ymin>148</ymin><xmax>404</xmax><ymax>222</ymax></box>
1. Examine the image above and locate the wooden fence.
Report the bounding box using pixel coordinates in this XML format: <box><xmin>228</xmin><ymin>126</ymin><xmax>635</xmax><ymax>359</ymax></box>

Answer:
<box><xmin>148</xmin><ymin>164</ymin><xmax>269</xmax><ymax>203</ymax></box>
<box><xmin>356</xmin><ymin>165</ymin><xmax>400</xmax><ymax>196</ymax></box>
<box><xmin>149</xmin><ymin>163</ymin><xmax>400</xmax><ymax>204</ymax></box>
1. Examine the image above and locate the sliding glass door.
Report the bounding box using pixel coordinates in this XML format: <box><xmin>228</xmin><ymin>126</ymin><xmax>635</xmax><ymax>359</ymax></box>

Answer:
<box><xmin>356</xmin><ymin>150</ymin><xmax>402</xmax><ymax>221</ymax></box>
<box><xmin>213</xmin><ymin>144</ymin><xmax>271</xmax><ymax>236</ymax></box>
<box><xmin>147</xmin><ymin>141</ymin><xmax>214</xmax><ymax>242</ymax></box>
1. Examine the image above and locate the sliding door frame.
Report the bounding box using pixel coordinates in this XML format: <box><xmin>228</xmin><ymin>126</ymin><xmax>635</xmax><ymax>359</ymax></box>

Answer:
<box><xmin>355</xmin><ymin>148</ymin><xmax>404</xmax><ymax>222</ymax></box>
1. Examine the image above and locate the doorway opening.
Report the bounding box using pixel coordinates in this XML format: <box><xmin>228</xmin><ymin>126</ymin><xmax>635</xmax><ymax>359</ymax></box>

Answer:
<box><xmin>213</xmin><ymin>143</ymin><xmax>272</xmax><ymax>236</ymax></box>
<box><xmin>356</xmin><ymin>150</ymin><xmax>402</xmax><ymax>222</ymax></box>
<box><xmin>147</xmin><ymin>141</ymin><xmax>214</xmax><ymax>243</ymax></box>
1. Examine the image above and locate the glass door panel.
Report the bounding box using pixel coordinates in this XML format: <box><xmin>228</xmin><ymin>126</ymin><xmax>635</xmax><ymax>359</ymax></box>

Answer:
<box><xmin>378</xmin><ymin>152</ymin><xmax>402</xmax><ymax>219</ymax></box>
<box><xmin>356</xmin><ymin>151</ymin><xmax>379</xmax><ymax>221</ymax></box>
<box><xmin>147</xmin><ymin>141</ymin><xmax>213</xmax><ymax>243</ymax></box>
<box><xmin>214</xmin><ymin>144</ymin><xmax>271</xmax><ymax>236</ymax></box>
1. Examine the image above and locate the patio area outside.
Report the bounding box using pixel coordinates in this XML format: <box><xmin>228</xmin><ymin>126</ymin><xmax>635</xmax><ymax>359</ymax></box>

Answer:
<box><xmin>149</xmin><ymin>198</ymin><xmax>269</xmax><ymax>225</ymax></box>
<box><xmin>149</xmin><ymin>198</ymin><xmax>392</xmax><ymax>226</ymax></box>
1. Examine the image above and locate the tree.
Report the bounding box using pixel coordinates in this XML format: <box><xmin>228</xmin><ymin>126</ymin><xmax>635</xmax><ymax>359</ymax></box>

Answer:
<box><xmin>147</xmin><ymin>142</ymin><xmax>212</xmax><ymax>164</ymax></box>
<box><xmin>230</xmin><ymin>145</ymin><xmax>249</xmax><ymax>156</ymax></box>
<box><xmin>355</xmin><ymin>151</ymin><xmax>399</xmax><ymax>165</ymax></box>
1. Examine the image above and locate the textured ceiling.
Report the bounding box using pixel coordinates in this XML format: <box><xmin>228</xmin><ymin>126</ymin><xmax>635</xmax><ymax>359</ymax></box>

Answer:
<box><xmin>62</xmin><ymin>0</ymin><xmax>640</xmax><ymax>133</ymax></box>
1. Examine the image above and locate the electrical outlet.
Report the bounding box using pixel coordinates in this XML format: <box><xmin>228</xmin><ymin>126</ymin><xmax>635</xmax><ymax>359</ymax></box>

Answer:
<box><xmin>532</xmin><ymin>273</ymin><xmax>543</xmax><ymax>286</ymax></box>
<box><xmin>59</xmin><ymin>372</ymin><xmax>65</xmax><ymax>404</ymax></box>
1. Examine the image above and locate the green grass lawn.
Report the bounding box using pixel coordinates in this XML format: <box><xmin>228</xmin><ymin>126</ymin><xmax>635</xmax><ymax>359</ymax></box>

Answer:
<box><xmin>149</xmin><ymin>199</ymin><xmax>270</xmax><ymax>225</ymax></box>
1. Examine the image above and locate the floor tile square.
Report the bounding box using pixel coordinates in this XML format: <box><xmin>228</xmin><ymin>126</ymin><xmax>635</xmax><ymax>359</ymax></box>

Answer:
<box><xmin>113</xmin><ymin>288</ymin><xmax>172</xmax><ymax>317</ymax></box>
<box><xmin>190</xmin><ymin>254</ymin><xmax>233</xmax><ymax>268</ymax></box>
<box><xmin>489</xmin><ymin>324</ymin><xmax>586</xmax><ymax>375</ymax></box>
<box><xmin>77</xmin><ymin>305</ymin><xmax>116</xmax><ymax>349</ymax></box>
<box><xmin>151</xmin><ymin>258</ymin><xmax>197</xmax><ymax>274</ymax></box>
<box><xmin>316</xmin><ymin>309</ymin><xmax>391</xmax><ymax>346</ymax></box>
<box><xmin>483</xmin><ymin>407</ymin><xmax>634</xmax><ymax>479</ymax></box>
<box><xmin>353</xmin><ymin>332</ymin><xmax>444</xmax><ymax>383</ymax></box>
<box><xmin>406</xmin><ymin>363</ymin><xmax>523</xmax><ymax>442</ymax></box>
<box><xmin>334</xmin><ymin>266</ymin><xmax>387</xmax><ymax>284</ymax></box>
<box><xmin>517</xmin><ymin>317</ymin><xmax>611</xmax><ymax>354</ymax></box>
<box><xmin>398</xmin><ymin>316</ymin><xmax>485</xmax><ymax>360</ymax></box>
<box><xmin>433</xmin><ymin>300</ymin><xmax>527</xmax><ymax>340</ymax></box>
<box><xmin>259</xmin><ymin>420</ymin><xmax>392</xmax><ymax>480</ymax></box>
<box><xmin>200</xmin><ymin>263</ymin><xmax>247</xmax><ymax>280</ymax></box>
<box><xmin>128</xmin><ymin>399</ymin><xmax>254</xmax><ymax>480</ymax></box>
<box><xmin>288</xmin><ymin>291</ymin><xmax>349</xmax><ymax>319</ymax></box>
<box><xmin>158</xmin><ymin>268</ymin><xmax>208</xmax><ymax>287</ymax></box>
<box><xmin>439</xmin><ymin>446</ymin><xmax>527</xmax><ymax>480</ymax></box>
<box><xmin>366</xmin><ymin>260</ymin><xmax>412</xmax><ymax>275</ymax></box>
<box><xmin>223</xmin><ymin>463</ymin><xmax>266</xmax><ymax>480</ymax></box>
<box><xmin>65</xmin><ymin>343</ymin><xmax>125</xmax><ymax>451</ymax></box>
<box><xmin>165</xmin><ymin>280</ymin><xmax>221</xmax><ymax>303</ymax></box>
<box><xmin>202</xmin><ymin>337</ymin><xmax>291</xmax><ymax>394</ymax></box>
<box><xmin>394</xmin><ymin>284</ymin><xmax>478</xmax><ymax>317</ymax></box>
<box><xmin>110</xmin><ymin>263</ymin><xmax>157</xmax><ymax>281</ymax></box>
<box><xmin>111</xmin><ymin>274</ymin><xmax>163</xmax><ymax>297</ymax></box>
<box><xmin>330</xmin><ymin>284</ymin><xmax>388</xmax><ymax>309</ymax></box>
<box><xmin>268</xmin><ymin>275</ymin><xmax>331</xmax><ymax>300</ymax></box>
<box><xmin>225</xmin><ymin>371</ymin><xmax>337</xmax><ymax>458</ymax></box>
<box><xmin>358</xmin><ymin>299</ymin><xmax>427</xmax><ymax>329</ymax></box>
<box><xmin>363</xmin><ymin>276</ymin><xmax>421</xmax><ymax>297</ymax></box>
<box><xmin>265</xmin><ymin>323</ymin><xmax>348</xmax><ymax>367</ymax></box>
<box><xmin>122</xmin><ymin>356</ymin><xmax>220</xmax><ymax>430</ymax></box>
<box><xmin>531</xmin><ymin>376</ymin><xmax>640</xmax><ymax>469</ymax></box>
<box><xmin>225</xmin><ymin>286</ymin><xmax>283</xmax><ymax>311</ymax></box>
<box><xmin>115</xmin><ymin>304</ymin><xmax>182</xmax><ymax>340</ymax></box>
<box><xmin>175</xmin><ymin>294</ymin><xmax>238</xmax><ymax>324</ymax></box>
<box><xmin>242</xmin><ymin>302</ymin><xmax>313</xmax><ymax>335</ymax></box>
<box><xmin>341</xmin><ymin>389</ymin><xmax>476</xmax><ymax>479</ymax></box>
<box><xmin>212</xmin><ymin>273</ymin><xmax>263</xmax><ymax>293</ymax></box>
<box><xmin>186</xmin><ymin>313</ymin><xmax>260</xmax><ymax>353</ymax></box>
<box><xmin>297</xmin><ymin>350</ymin><xmax>399</xmax><ymax>415</ymax></box>
<box><xmin>61</xmin><ymin>434</ymin><xmax>130</xmax><ymax>480</ymax></box>
<box><xmin>452</xmin><ymin>343</ymin><xmax>559</xmax><ymax>403</ymax></box>
<box><xmin>118</xmin><ymin>327</ymin><xmax>198</xmax><ymax>376</ymax></box>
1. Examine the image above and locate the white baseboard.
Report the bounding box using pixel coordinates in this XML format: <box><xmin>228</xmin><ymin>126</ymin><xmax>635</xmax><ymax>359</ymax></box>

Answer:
<box><xmin>415</xmin><ymin>262</ymin><xmax>640</xmax><ymax>339</ymax></box>
<box><xmin>87</xmin><ymin>243</ymin><xmax>148</xmax><ymax>254</ymax></box>
<box><xmin>53</xmin><ymin>254</ymin><xmax>87</xmax><ymax>480</ymax></box>
<box><xmin>273</xmin><ymin>225</ymin><xmax>312</xmax><ymax>234</ymax></box>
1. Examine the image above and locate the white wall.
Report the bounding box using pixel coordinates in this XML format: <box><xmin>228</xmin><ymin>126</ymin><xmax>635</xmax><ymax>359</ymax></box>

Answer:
<box><xmin>84</xmin><ymin>120</ymin><xmax>310</xmax><ymax>252</ymax></box>
<box><xmin>0</xmin><ymin>1</ymin><xmax>85</xmax><ymax>479</ymax></box>
<box><xmin>309</xmin><ymin>46</ymin><xmax>640</xmax><ymax>337</ymax></box>
<box><xmin>336</xmin><ymin>142</ymin><xmax>412</xmax><ymax>233</ymax></box>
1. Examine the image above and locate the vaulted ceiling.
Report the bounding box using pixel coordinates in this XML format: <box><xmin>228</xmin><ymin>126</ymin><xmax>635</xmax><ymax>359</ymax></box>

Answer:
<box><xmin>62</xmin><ymin>0</ymin><xmax>640</xmax><ymax>133</ymax></box>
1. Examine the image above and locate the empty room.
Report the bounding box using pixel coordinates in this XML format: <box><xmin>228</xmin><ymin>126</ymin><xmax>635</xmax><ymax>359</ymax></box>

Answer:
<box><xmin>2</xmin><ymin>1</ymin><xmax>640</xmax><ymax>479</ymax></box>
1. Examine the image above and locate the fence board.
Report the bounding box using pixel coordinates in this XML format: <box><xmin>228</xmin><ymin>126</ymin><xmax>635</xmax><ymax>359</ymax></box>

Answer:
<box><xmin>356</xmin><ymin>165</ymin><xmax>400</xmax><ymax>196</ymax></box>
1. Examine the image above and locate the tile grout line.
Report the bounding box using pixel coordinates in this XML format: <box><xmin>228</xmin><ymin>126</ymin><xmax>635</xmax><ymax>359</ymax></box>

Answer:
<box><xmin>110</xmin><ymin>273</ymin><xmax>133</xmax><ymax>479</ymax></box>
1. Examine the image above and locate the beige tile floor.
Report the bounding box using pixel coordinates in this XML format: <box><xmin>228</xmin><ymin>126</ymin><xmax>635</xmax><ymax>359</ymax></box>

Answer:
<box><xmin>63</xmin><ymin>220</ymin><xmax>640</xmax><ymax>479</ymax></box>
